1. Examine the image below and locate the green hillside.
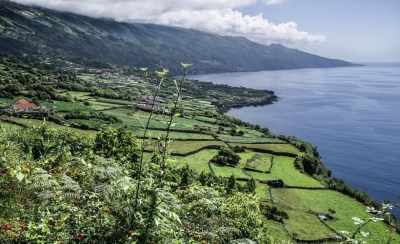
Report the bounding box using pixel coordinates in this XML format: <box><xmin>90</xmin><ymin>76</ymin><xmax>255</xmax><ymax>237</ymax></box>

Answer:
<box><xmin>0</xmin><ymin>0</ymin><xmax>357</xmax><ymax>74</ymax></box>
<box><xmin>0</xmin><ymin>56</ymin><xmax>398</xmax><ymax>243</ymax></box>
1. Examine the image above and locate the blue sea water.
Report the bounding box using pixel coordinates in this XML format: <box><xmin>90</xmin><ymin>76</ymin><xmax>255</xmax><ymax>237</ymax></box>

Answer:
<box><xmin>189</xmin><ymin>63</ymin><xmax>400</xmax><ymax>218</ymax></box>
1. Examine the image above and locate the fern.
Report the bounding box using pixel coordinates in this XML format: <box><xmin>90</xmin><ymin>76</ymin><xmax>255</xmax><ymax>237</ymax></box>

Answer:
<box><xmin>29</xmin><ymin>168</ymin><xmax>60</xmax><ymax>203</ymax></box>
<box><xmin>59</xmin><ymin>174</ymin><xmax>81</xmax><ymax>200</ymax></box>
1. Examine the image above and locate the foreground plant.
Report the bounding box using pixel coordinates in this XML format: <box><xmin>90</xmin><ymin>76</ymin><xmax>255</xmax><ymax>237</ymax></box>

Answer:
<box><xmin>340</xmin><ymin>203</ymin><xmax>398</xmax><ymax>243</ymax></box>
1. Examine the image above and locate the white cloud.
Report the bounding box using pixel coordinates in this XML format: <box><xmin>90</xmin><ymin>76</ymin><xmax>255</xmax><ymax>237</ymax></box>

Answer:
<box><xmin>12</xmin><ymin>0</ymin><xmax>325</xmax><ymax>44</ymax></box>
<box><xmin>264</xmin><ymin>0</ymin><xmax>286</xmax><ymax>5</ymax></box>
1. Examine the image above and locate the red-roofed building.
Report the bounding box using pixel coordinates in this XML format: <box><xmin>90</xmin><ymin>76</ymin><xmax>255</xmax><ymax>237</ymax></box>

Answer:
<box><xmin>12</xmin><ymin>99</ymin><xmax>37</xmax><ymax>111</ymax></box>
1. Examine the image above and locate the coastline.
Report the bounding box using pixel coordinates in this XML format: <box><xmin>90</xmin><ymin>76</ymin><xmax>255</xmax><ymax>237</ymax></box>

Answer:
<box><xmin>214</xmin><ymin>85</ymin><xmax>398</xmax><ymax>227</ymax></box>
<box><xmin>217</xmin><ymin>95</ymin><xmax>279</xmax><ymax>114</ymax></box>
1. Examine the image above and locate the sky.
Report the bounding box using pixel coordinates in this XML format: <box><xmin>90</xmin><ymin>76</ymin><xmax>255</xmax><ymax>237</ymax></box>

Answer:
<box><xmin>12</xmin><ymin>0</ymin><xmax>400</xmax><ymax>62</ymax></box>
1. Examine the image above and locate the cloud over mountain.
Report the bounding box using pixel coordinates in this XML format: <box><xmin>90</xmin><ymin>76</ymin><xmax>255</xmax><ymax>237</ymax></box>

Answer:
<box><xmin>12</xmin><ymin>0</ymin><xmax>325</xmax><ymax>44</ymax></box>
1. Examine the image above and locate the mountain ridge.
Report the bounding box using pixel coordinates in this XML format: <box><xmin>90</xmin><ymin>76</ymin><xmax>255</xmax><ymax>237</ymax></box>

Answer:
<box><xmin>0</xmin><ymin>0</ymin><xmax>357</xmax><ymax>74</ymax></box>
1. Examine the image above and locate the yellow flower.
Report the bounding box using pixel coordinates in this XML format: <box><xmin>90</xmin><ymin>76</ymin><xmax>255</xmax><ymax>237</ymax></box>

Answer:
<box><xmin>155</xmin><ymin>68</ymin><xmax>169</xmax><ymax>78</ymax></box>
<box><xmin>181</xmin><ymin>62</ymin><xmax>192</xmax><ymax>69</ymax></box>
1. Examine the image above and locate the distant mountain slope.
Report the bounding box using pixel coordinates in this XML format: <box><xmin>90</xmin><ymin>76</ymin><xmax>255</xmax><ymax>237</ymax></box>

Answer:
<box><xmin>0</xmin><ymin>0</ymin><xmax>356</xmax><ymax>73</ymax></box>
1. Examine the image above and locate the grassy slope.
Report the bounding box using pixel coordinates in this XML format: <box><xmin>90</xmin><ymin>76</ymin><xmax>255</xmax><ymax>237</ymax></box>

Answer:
<box><xmin>273</xmin><ymin>188</ymin><xmax>400</xmax><ymax>243</ymax></box>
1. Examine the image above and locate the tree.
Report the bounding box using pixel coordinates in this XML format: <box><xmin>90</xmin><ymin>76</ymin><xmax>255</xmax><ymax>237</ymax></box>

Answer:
<box><xmin>226</xmin><ymin>174</ymin><xmax>237</xmax><ymax>194</ymax></box>
<box><xmin>94</xmin><ymin>127</ymin><xmax>140</xmax><ymax>164</ymax></box>
<box><xmin>246</xmin><ymin>178</ymin><xmax>256</xmax><ymax>194</ymax></box>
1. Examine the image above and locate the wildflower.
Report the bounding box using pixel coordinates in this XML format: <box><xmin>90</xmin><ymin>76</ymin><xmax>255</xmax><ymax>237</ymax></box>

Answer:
<box><xmin>360</xmin><ymin>231</ymin><xmax>369</xmax><ymax>237</ymax></box>
<box><xmin>365</xmin><ymin>206</ymin><xmax>376</xmax><ymax>213</ymax></box>
<box><xmin>155</xmin><ymin>68</ymin><xmax>169</xmax><ymax>78</ymax></box>
<box><xmin>340</xmin><ymin>230</ymin><xmax>350</xmax><ymax>235</ymax></box>
<box><xmin>370</xmin><ymin>216</ymin><xmax>384</xmax><ymax>222</ymax></box>
<box><xmin>56</xmin><ymin>169</ymin><xmax>62</xmax><ymax>174</ymax></box>
<box><xmin>0</xmin><ymin>169</ymin><xmax>9</xmax><ymax>174</ymax></box>
<box><xmin>382</xmin><ymin>203</ymin><xmax>393</xmax><ymax>210</ymax></box>
<box><xmin>5</xmin><ymin>224</ymin><xmax>12</xmax><ymax>230</ymax></box>
<box><xmin>19</xmin><ymin>222</ymin><xmax>25</xmax><ymax>229</ymax></box>
<box><xmin>352</xmin><ymin>217</ymin><xmax>364</xmax><ymax>225</ymax></box>
<box><xmin>181</xmin><ymin>62</ymin><xmax>193</xmax><ymax>69</ymax></box>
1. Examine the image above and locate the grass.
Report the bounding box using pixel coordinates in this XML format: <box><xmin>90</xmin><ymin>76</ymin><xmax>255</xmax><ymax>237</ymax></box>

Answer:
<box><xmin>272</xmin><ymin>188</ymin><xmax>400</xmax><ymax>243</ymax></box>
<box><xmin>103</xmin><ymin>108</ymin><xmax>167</xmax><ymax>129</ymax></box>
<box><xmin>104</xmin><ymin>108</ymin><xmax>219</xmax><ymax>132</ymax></box>
<box><xmin>246</xmin><ymin>156</ymin><xmax>324</xmax><ymax>187</ymax></box>
<box><xmin>265</xmin><ymin>219</ymin><xmax>292</xmax><ymax>243</ymax></box>
<box><xmin>236</xmin><ymin>151</ymin><xmax>258</xmax><ymax>167</ymax></box>
<box><xmin>128</xmin><ymin>127</ymin><xmax>214</xmax><ymax>140</ymax></box>
<box><xmin>6</xmin><ymin>117</ymin><xmax>96</xmax><ymax>137</ymax></box>
<box><xmin>60</xmin><ymin>91</ymin><xmax>91</xmax><ymax>99</ymax></box>
<box><xmin>210</xmin><ymin>163</ymin><xmax>251</xmax><ymax>179</ymax></box>
<box><xmin>255</xmin><ymin>183</ymin><xmax>270</xmax><ymax>200</ymax></box>
<box><xmin>41</xmin><ymin>100</ymin><xmax>92</xmax><ymax>112</ymax></box>
<box><xmin>218</xmin><ymin>135</ymin><xmax>284</xmax><ymax>144</ymax></box>
<box><xmin>193</xmin><ymin>115</ymin><xmax>217</xmax><ymax>124</ymax></box>
<box><xmin>173</xmin><ymin>149</ymin><xmax>219</xmax><ymax>173</ymax></box>
<box><xmin>94</xmin><ymin>97</ymin><xmax>134</xmax><ymax>106</ymax></box>
<box><xmin>245</xmin><ymin>153</ymin><xmax>272</xmax><ymax>172</ymax></box>
<box><xmin>0</xmin><ymin>121</ymin><xmax>24</xmax><ymax>130</ymax></box>
<box><xmin>236</xmin><ymin>151</ymin><xmax>272</xmax><ymax>171</ymax></box>
<box><xmin>88</xmin><ymin>100</ymin><xmax>123</xmax><ymax>110</ymax></box>
<box><xmin>283</xmin><ymin>209</ymin><xmax>336</xmax><ymax>240</ymax></box>
<box><xmin>0</xmin><ymin>97</ymin><xmax>15</xmax><ymax>106</ymax></box>
<box><xmin>167</xmin><ymin>140</ymin><xmax>227</xmax><ymax>155</ymax></box>
<box><xmin>239</xmin><ymin>127</ymin><xmax>266</xmax><ymax>138</ymax></box>
<box><xmin>68</xmin><ymin>118</ymin><xmax>110</xmax><ymax>128</ymax></box>
<box><xmin>229</xmin><ymin>143</ymin><xmax>300</xmax><ymax>155</ymax></box>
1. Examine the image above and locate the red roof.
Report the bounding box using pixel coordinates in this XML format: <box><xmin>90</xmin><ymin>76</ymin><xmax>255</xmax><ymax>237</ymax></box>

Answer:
<box><xmin>12</xmin><ymin>99</ymin><xmax>37</xmax><ymax>110</ymax></box>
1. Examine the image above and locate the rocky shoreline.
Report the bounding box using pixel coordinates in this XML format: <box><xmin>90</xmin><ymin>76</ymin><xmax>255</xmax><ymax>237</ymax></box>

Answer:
<box><xmin>217</xmin><ymin>94</ymin><xmax>279</xmax><ymax>114</ymax></box>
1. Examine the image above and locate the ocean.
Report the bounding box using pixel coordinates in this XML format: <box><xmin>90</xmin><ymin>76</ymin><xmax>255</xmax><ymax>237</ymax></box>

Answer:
<box><xmin>189</xmin><ymin>63</ymin><xmax>400</xmax><ymax>218</ymax></box>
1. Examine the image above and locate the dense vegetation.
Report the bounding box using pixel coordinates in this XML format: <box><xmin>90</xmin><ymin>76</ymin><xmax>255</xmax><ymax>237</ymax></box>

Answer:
<box><xmin>0</xmin><ymin>125</ymin><xmax>271</xmax><ymax>242</ymax></box>
<box><xmin>0</xmin><ymin>0</ymin><xmax>357</xmax><ymax>74</ymax></box>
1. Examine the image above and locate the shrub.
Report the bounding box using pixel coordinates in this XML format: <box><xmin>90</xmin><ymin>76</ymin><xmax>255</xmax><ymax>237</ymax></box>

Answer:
<box><xmin>210</xmin><ymin>148</ymin><xmax>241</xmax><ymax>167</ymax></box>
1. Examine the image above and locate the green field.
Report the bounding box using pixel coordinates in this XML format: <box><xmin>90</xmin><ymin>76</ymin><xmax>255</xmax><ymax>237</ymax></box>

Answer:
<box><xmin>246</xmin><ymin>156</ymin><xmax>324</xmax><ymax>187</ymax></box>
<box><xmin>229</xmin><ymin>143</ymin><xmax>300</xmax><ymax>155</ymax></box>
<box><xmin>255</xmin><ymin>182</ymin><xmax>271</xmax><ymax>200</ymax></box>
<box><xmin>167</xmin><ymin>140</ymin><xmax>227</xmax><ymax>155</ymax></box>
<box><xmin>265</xmin><ymin>219</ymin><xmax>292</xmax><ymax>243</ymax></box>
<box><xmin>173</xmin><ymin>149</ymin><xmax>219</xmax><ymax>173</ymax></box>
<box><xmin>210</xmin><ymin>163</ymin><xmax>251</xmax><ymax>179</ymax></box>
<box><xmin>60</xmin><ymin>91</ymin><xmax>91</xmax><ymax>99</ymax></box>
<box><xmin>4</xmin><ymin>117</ymin><xmax>96</xmax><ymax>136</ymax></box>
<box><xmin>94</xmin><ymin>97</ymin><xmax>134</xmax><ymax>105</ymax></box>
<box><xmin>218</xmin><ymin>135</ymin><xmax>284</xmax><ymax>143</ymax></box>
<box><xmin>41</xmin><ymin>100</ymin><xmax>92</xmax><ymax>112</ymax></box>
<box><xmin>284</xmin><ymin>209</ymin><xmax>336</xmax><ymax>240</ymax></box>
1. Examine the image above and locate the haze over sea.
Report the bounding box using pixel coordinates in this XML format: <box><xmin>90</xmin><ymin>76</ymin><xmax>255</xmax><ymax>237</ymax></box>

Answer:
<box><xmin>189</xmin><ymin>63</ymin><xmax>400</xmax><ymax>218</ymax></box>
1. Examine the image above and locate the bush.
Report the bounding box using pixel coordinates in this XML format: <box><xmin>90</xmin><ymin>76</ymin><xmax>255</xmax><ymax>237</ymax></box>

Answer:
<box><xmin>210</xmin><ymin>148</ymin><xmax>241</xmax><ymax>166</ymax></box>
